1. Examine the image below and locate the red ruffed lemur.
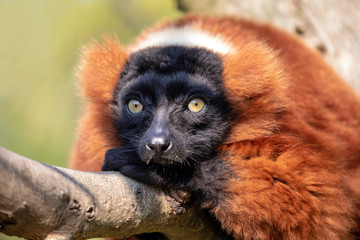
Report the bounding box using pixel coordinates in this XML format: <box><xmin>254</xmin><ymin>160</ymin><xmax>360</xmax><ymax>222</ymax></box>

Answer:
<box><xmin>70</xmin><ymin>15</ymin><xmax>360</xmax><ymax>239</ymax></box>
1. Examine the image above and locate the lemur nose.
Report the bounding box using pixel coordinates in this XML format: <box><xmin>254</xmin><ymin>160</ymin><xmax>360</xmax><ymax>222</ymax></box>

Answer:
<box><xmin>146</xmin><ymin>138</ymin><xmax>172</xmax><ymax>156</ymax></box>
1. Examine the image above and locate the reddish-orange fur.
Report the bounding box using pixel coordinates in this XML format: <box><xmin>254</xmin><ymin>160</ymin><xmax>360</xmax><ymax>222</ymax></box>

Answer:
<box><xmin>70</xmin><ymin>16</ymin><xmax>360</xmax><ymax>239</ymax></box>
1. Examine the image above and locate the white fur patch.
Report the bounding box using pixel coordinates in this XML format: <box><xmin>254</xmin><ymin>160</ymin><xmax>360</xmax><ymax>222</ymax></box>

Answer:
<box><xmin>131</xmin><ymin>26</ymin><xmax>231</xmax><ymax>54</ymax></box>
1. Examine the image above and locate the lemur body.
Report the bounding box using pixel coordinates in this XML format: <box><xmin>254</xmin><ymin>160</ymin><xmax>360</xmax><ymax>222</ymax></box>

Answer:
<box><xmin>71</xmin><ymin>16</ymin><xmax>360</xmax><ymax>239</ymax></box>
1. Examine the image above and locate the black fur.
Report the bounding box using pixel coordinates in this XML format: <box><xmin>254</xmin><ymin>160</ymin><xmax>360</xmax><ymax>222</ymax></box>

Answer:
<box><xmin>102</xmin><ymin>46</ymin><xmax>235</xmax><ymax>195</ymax></box>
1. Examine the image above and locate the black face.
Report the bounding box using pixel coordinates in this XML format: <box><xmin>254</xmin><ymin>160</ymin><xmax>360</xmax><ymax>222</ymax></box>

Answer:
<box><xmin>103</xmin><ymin>46</ymin><xmax>233</xmax><ymax>186</ymax></box>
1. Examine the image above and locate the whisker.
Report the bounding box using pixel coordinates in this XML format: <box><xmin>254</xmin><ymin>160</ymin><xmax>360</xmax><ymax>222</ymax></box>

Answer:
<box><xmin>117</xmin><ymin>148</ymin><xmax>137</xmax><ymax>153</ymax></box>
<box><xmin>183</xmin><ymin>129</ymin><xmax>196</xmax><ymax>136</ymax></box>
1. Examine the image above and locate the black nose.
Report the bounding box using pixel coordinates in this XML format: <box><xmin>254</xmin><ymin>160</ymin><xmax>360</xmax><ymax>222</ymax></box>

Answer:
<box><xmin>146</xmin><ymin>138</ymin><xmax>172</xmax><ymax>156</ymax></box>
<box><xmin>139</xmin><ymin>110</ymin><xmax>175</xmax><ymax>163</ymax></box>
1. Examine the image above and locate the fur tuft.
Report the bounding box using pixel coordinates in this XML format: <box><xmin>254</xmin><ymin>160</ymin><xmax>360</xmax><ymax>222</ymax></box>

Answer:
<box><xmin>77</xmin><ymin>36</ymin><xmax>128</xmax><ymax>103</ymax></box>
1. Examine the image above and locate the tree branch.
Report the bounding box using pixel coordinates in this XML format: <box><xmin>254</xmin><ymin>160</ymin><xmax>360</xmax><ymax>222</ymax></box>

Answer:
<box><xmin>0</xmin><ymin>147</ymin><xmax>224</xmax><ymax>240</ymax></box>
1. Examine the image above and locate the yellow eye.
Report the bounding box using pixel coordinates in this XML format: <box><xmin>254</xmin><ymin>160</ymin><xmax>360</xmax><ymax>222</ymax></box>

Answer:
<box><xmin>188</xmin><ymin>98</ymin><xmax>205</xmax><ymax>113</ymax></box>
<box><xmin>127</xmin><ymin>100</ymin><xmax>143</xmax><ymax>114</ymax></box>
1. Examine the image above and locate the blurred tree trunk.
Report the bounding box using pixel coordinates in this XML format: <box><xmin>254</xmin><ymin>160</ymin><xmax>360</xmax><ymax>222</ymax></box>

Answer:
<box><xmin>177</xmin><ymin>0</ymin><xmax>360</xmax><ymax>92</ymax></box>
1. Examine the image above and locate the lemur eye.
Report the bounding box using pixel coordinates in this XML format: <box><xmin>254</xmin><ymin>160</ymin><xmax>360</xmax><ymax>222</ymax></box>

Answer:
<box><xmin>188</xmin><ymin>98</ymin><xmax>205</xmax><ymax>113</ymax></box>
<box><xmin>127</xmin><ymin>100</ymin><xmax>143</xmax><ymax>114</ymax></box>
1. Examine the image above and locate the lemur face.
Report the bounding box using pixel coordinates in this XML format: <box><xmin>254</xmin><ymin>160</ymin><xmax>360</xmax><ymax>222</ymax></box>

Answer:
<box><xmin>110</xmin><ymin>46</ymin><xmax>233</xmax><ymax>168</ymax></box>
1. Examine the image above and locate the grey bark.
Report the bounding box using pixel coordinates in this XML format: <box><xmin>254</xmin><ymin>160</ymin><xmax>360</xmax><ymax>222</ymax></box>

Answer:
<box><xmin>0</xmin><ymin>147</ymin><xmax>224</xmax><ymax>240</ymax></box>
<box><xmin>177</xmin><ymin>0</ymin><xmax>360</xmax><ymax>92</ymax></box>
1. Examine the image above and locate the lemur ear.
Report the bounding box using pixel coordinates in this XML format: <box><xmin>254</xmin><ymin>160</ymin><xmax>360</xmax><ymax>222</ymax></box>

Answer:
<box><xmin>77</xmin><ymin>36</ymin><xmax>128</xmax><ymax>104</ymax></box>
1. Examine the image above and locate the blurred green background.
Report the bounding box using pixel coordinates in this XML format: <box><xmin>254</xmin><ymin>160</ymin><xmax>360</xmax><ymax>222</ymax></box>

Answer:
<box><xmin>0</xmin><ymin>0</ymin><xmax>180</xmax><ymax>239</ymax></box>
